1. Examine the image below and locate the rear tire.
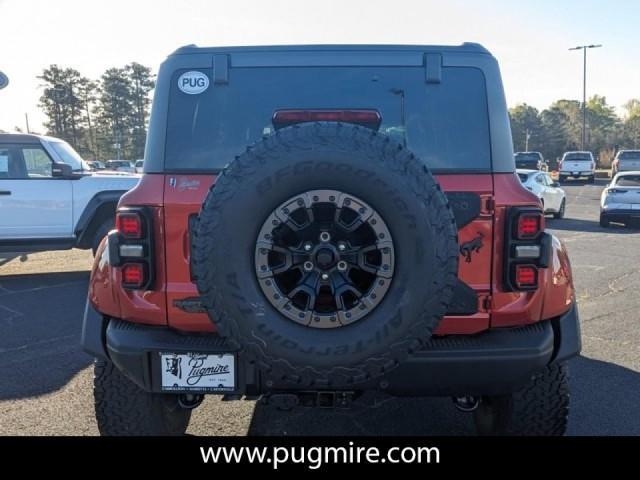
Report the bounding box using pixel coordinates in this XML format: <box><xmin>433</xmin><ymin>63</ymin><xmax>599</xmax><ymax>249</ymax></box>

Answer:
<box><xmin>94</xmin><ymin>359</ymin><xmax>191</xmax><ymax>436</ymax></box>
<box><xmin>92</xmin><ymin>219</ymin><xmax>114</xmax><ymax>256</ymax></box>
<box><xmin>588</xmin><ymin>175</ymin><xmax>595</xmax><ymax>184</ymax></box>
<box><xmin>473</xmin><ymin>363</ymin><xmax>570</xmax><ymax>436</ymax></box>
<box><xmin>599</xmin><ymin>215</ymin><xmax>610</xmax><ymax>228</ymax></box>
<box><xmin>553</xmin><ymin>199</ymin><xmax>565</xmax><ymax>219</ymax></box>
<box><xmin>559</xmin><ymin>175</ymin><xmax>567</xmax><ymax>184</ymax></box>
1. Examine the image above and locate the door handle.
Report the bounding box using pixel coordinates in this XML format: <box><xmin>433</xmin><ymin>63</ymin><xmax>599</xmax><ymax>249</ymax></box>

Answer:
<box><xmin>0</xmin><ymin>190</ymin><xmax>11</xmax><ymax>195</ymax></box>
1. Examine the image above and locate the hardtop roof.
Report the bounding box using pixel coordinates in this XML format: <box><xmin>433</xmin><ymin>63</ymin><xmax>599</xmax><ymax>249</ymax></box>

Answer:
<box><xmin>170</xmin><ymin>43</ymin><xmax>491</xmax><ymax>56</ymax></box>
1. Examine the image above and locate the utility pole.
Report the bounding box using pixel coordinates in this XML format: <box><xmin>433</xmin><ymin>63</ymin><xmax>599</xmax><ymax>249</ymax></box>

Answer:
<box><xmin>569</xmin><ymin>44</ymin><xmax>602</xmax><ymax>150</ymax></box>
<box><xmin>525</xmin><ymin>129</ymin><xmax>531</xmax><ymax>151</ymax></box>
<box><xmin>24</xmin><ymin>113</ymin><xmax>30</xmax><ymax>133</ymax></box>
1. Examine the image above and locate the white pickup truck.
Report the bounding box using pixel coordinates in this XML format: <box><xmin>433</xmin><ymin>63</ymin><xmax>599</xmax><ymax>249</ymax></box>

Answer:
<box><xmin>0</xmin><ymin>133</ymin><xmax>140</xmax><ymax>254</ymax></box>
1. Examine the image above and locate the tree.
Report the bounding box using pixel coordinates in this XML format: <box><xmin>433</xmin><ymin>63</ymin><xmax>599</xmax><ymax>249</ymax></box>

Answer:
<box><xmin>125</xmin><ymin>63</ymin><xmax>155</xmax><ymax>159</ymax></box>
<box><xmin>38</xmin><ymin>65</ymin><xmax>94</xmax><ymax>157</ymax></box>
<box><xmin>622</xmin><ymin>99</ymin><xmax>640</xmax><ymax>149</ymax></box>
<box><xmin>509</xmin><ymin>104</ymin><xmax>544</xmax><ymax>152</ymax></box>
<box><xmin>94</xmin><ymin>68</ymin><xmax>135</xmax><ymax>160</ymax></box>
<box><xmin>585</xmin><ymin>95</ymin><xmax>619</xmax><ymax>159</ymax></box>
<box><xmin>77</xmin><ymin>77</ymin><xmax>99</xmax><ymax>158</ymax></box>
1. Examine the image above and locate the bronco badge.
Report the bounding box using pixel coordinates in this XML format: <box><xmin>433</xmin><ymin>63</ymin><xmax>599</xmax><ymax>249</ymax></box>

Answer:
<box><xmin>460</xmin><ymin>232</ymin><xmax>484</xmax><ymax>263</ymax></box>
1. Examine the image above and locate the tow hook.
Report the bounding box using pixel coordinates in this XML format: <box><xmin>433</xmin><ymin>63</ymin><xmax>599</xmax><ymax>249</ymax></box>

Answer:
<box><xmin>178</xmin><ymin>393</ymin><xmax>204</xmax><ymax>410</ymax></box>
<box><xmin>453</xmin><ymin>396</ymin><xmax>479</xmax><ymax>412</ymax></box>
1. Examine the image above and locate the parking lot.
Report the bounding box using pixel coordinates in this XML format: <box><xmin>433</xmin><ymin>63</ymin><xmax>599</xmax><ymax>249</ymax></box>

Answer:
<box><xmin>0</xmin><ymin>178</ymin><xmax>639</xmax><ymax>436</ymax></box>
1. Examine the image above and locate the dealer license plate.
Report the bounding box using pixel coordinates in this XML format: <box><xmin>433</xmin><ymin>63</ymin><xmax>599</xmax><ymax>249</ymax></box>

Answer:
<box><xmin>160</xmin><ymin>352</ymin><xmax>235</xmax><ymax>392</ymax></box>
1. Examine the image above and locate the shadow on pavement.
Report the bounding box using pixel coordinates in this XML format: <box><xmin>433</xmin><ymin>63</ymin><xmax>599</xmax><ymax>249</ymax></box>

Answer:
<box><xmin>0</xmin><ymin>270</ymin><xmax>92</xmax><ymax>400</ymax></box>
<box><xmin>547</xmin><ymin>217</ymin><xmax>640</xmax><ymax>234</ymax></box>
<box><xmin>246</xmin><ymin>356</ymin><xmax>640</xmax><ymax>435</ymax></box>
<box><xmin>0</xmin><ymin>254</ymin><xmax>21</xmax><ymax>268</ymax></box>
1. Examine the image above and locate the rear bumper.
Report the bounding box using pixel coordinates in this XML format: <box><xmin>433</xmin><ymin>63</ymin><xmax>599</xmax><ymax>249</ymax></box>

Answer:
<box><xmin>601</xmin><ymin>209</ymin><xmax>640</xmax><ymax>223</ymax></box>
<box><xmin>559</xmin><ymin>172</ymin><xmax>594</xmax><ymax>178</ymax></box>
<box><xmin>81</xmin><ymin>301</ymin><xmax>581</xmax><ymax>397</ymax></box>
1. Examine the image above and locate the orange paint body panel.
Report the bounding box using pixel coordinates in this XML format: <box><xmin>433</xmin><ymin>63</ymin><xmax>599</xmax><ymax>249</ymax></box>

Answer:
<box><xmin>88</xmin><ymin>171</ymin><xmax>574</xmax><ymax>335</ymax></box>
<box><xmin>163</xmin><ymin>175</ymin><xmax>216</xmax><ymax>332</ymax></box>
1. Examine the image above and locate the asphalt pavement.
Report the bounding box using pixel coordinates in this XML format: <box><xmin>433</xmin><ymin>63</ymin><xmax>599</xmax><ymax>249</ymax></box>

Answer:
<box><xmin>1</xmin><ymin>178</ymin><xmax>638</xmax><ymax>435</ymax></box>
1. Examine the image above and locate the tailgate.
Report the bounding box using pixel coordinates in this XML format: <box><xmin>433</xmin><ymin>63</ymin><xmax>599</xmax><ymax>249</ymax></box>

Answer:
<box><xmin>163</xmin><ymin>174</ymin><xmax>494</xmax><ymax>335</ymax></box>
<box><xmin>435</xmin><ymin>174</ymin><xmax>494</xmax><ymax>334</ymax></box>
<box><xmin>164</xmin><ymin>174</ymin><xmax>216</xmax><ymax>331</ymax></box>
<box><xmin>607</xmin><ymin>187</ymin><xmax>640</xmax><ymax>206</ymax></box>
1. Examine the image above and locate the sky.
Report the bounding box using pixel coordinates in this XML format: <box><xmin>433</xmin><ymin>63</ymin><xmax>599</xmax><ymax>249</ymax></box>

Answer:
<box><xmin>1</xmin><ymin>0</ymin><xmax>639</xmax><ymax>133</ymax></box>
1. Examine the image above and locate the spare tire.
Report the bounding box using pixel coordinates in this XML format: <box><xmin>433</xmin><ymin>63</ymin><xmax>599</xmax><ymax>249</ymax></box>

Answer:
<box><xmin>192</xmin><ymin>122</ymin><xmax>458</xmax><ymax>387</ymax></box>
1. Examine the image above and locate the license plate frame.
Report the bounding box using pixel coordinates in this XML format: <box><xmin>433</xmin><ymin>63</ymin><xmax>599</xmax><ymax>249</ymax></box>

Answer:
<box><xmin>159</xmin><ymin>352</ymin><xmax>236</xmax><ymax>392</ymax></box>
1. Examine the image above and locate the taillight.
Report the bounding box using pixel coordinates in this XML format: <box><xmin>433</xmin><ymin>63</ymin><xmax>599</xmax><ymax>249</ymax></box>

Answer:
<box><xmin>516</xmin><ymin>212</ymin><xmax>542</xmax><ymax>239</ymax></box>
<box><xmin>111</xmin><ymin>207</ymin><xmax>154</xmax><ymax>290</ymax></box>
<box><xmin>116</xmin><ymin>212</ymin><xmax>143</xmax><ymax>239</ymax></box>
<box><xmin>515</xmin><ymin>264</ymin><xmax>538</xmax><ymax>289</ymax></box>
<box><xmin>272</xmin><ymin>109</ymin><xmax>382</xmax><ymax>130</ymax></box>
<box><xmin>122</xmin><ymin>263</ymin><xmax>145</xmax><ymax>288</ymax></box>
<box><xmin>504</xmin><ymin>208</ymin><xmax>549</xmax><ymax>291</ymax></box>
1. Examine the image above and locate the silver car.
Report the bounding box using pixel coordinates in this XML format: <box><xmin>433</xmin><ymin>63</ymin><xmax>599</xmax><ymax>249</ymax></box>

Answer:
<box><xmin>612</xmin><ymin>150</ymin><xmax>640</xmax><ymax>175</ymax></box>
<box><xmin>600</xmin><ymin>171</ymin><xmax>640</xmax><ymax>227</ymax></box>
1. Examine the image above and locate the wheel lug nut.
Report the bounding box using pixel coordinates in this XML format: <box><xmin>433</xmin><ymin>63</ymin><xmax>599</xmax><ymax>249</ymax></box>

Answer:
<box><xmin>321</xmin><ymin>273</ymin><xmax>329</xmax><ymax>281</ymax></box>
<box><xmin>319</xmin><ymin>232</ymin><xmax>331</xmax><ymax>242</ymax></box>
<box><xmin>303</xmin><ymin>261</ymin><xmax>314</xmax><ymax>272</ymax></box>
<box><xmin>337</xmin><ymin>261</ymin><xmax>348</xmax><ymax>272</ymax></box>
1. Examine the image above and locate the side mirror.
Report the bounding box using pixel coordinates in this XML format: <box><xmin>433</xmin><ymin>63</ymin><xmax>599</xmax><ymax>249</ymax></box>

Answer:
<box><xmin>52</xmin><ymin>163</ymin><xmax>73</xmax><ymax>178</ymax></box>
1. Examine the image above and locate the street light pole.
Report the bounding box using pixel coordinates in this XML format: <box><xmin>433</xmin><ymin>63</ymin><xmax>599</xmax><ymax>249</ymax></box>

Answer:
<box><xmin>569</xmin><ymin>44</ymin><xmax>602</xmax><ymax>150</ymax></box>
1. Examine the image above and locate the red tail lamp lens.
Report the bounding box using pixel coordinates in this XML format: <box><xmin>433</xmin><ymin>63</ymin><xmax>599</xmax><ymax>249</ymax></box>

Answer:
<box><xmin>272</xmin><ymin>110</ymin><xmax>382</xmax><ymax>129</ymax></box>
<box><xmin>122</xmin><ymin>263</ymin><xmax>145</xmax><ymax>288</ymax></box>
<box><xmin>117</xmin><ymin>212</ymin><xmax>142</xmax><ymax>238</ymax></box>
<box><xmin>517</xmin><ymin>214</ymin><xmax>541</xmax><ymax>239</ymax></box>
<box><xmin>515</xmin><ymin>265</ymin><xmax>538</xmax><ymax>288</ymax></box>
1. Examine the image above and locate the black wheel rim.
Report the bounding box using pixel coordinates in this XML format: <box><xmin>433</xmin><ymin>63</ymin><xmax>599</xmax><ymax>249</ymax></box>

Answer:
<box><xmin>255</xmin><ymin>189</ymin><xmax>395</xmax><ymax>329</ymax></box>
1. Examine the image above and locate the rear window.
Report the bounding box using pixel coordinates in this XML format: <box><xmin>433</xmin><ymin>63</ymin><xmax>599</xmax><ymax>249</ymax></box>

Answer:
<box><xmin>564</xmin><ymin>153</ymin><xmax>591</xmax><ymax>161</ymax></box>
<box><xmin>515</xmin><ymin>153</ymin><xmax>541</xmax><ymax>162</ymax></box>
<box><xmin>165</xmin><ymin>66</ymin><xmax>491</xmax><ymax>173</ymax></box>
<box><xmin>618</xmin><ymin>151</ymin><xmax>640</xmax><ymax>161</ymax></box>
<box><xmin>616</xmin><ymin>175</ymin><xmax>640</xmax><ymax>187</ymax></box>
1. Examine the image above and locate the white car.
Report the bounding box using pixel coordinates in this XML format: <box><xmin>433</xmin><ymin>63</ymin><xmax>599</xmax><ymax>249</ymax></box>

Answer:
<box><xmin>134</xmin><ymin>159</ymin><xmax>144</xmax><ymax>173</ymax></box>
<box><xmin>600</xmin><ymin>171</ymin><xmax>640</xmax><ymax>227</ymax></box>
<box><xmin>517</xmin><ymin>169</ymin><xmax>566</xmax><ymax>218</ymax></box>
<box><xmin>558</xmin><ymin>151</ymin><xmax>596</xmax><ymax>183</ymax></box>
<box><xmin>0</xmin><ymin>133</ymin><xmax>140</xmax><ymax>254</ymax></box>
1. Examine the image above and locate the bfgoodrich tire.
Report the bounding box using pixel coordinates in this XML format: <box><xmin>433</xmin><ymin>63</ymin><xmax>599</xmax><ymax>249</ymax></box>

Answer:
<box><xmin>473</xmin><ymin>363</ymin><xmax>570</xmax><ymax>436</ymax></box>
<box><xmin>192</xmin><ymin>122</ymin><xmax>459</xmax><ymax>387</ymax></box>
<box><xmin>94</xmin><ymin>360</ymin><xmax>191</xmax><ymax>436</ymax></box>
